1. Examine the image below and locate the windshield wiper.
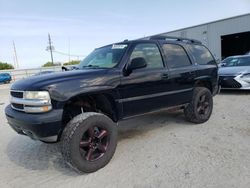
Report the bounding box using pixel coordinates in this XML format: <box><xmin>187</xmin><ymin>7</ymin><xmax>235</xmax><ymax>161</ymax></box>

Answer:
<box><xmin>81</xmin><ymin>65</ymin><xmax>101</xmax><ymax>69</ymax></box>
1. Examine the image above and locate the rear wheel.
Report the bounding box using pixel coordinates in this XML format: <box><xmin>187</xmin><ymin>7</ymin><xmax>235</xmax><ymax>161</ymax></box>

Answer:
<box><xmin>184</xmin><ymin>87</ymin><xmax>213</xmax><ymax>123</ymax></box>
<box><xmin>61</xmin><ymin>112</ymin><xmax>118</xmax><ymax>173</ymax></box>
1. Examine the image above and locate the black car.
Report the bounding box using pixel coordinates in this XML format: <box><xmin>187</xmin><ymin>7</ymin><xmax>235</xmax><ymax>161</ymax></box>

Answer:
<box><xmin>5</xmin><ymin>36</ymin><xmax>218</xmax><ymax>173</ymax></box>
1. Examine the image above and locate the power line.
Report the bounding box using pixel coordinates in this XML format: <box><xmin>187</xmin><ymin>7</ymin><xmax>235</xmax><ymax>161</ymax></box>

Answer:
<box><xmin>53</xmin><ymin>50</ymin><xmax>86</xmax><ymax>58</ymax></box>
<box><xmin>45</xmin><ymin>34</ymin><xmax>86</xmax><ymax>61</ymax></box>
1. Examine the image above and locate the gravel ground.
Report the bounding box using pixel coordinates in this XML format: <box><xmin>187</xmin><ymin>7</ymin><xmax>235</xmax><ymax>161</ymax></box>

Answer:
<box><xmin>0</xmin><ymin>83</ymin><xmax>250</xmax><ymax>188</ymax></box>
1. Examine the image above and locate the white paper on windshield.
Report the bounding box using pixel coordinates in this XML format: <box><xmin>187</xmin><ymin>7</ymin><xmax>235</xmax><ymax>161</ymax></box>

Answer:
<box><xmin>112</xmin><ymin>44</ymin><xmax>127</xmax><ymax>49</ymax></box>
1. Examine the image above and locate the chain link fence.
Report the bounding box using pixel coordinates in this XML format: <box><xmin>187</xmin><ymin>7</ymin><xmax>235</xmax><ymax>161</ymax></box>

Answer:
<box><xmin>0</xmin><ymin>66</ymin><xmax>62</xmax><ymax>81</ymax></box>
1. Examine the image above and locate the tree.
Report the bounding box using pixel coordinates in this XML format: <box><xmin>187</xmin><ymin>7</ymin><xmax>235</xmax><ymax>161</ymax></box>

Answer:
<box><xmin>42</xmin><ymin>62</ymin><xmax>61</xmax><ymax>67</ymax></box>
<box><xmin>63</xmin><ymin>60</ymin><xmax>80</xmax><ymax>66</ymax></box>
<box><xmin>0</xmin><ymin>62</ymin><xmax>14</xmax><ymax>70</ymax></box>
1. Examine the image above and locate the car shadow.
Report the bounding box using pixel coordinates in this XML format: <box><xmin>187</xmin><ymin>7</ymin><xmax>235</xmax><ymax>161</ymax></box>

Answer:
<box><xmin>5</xmin><ymin>109</ymin><xmax>192</xmax><ymax>175</ymax></box>
<box><xmin>219</xmin><ymin>89</ymin><xmax>250</xmax><ymax>95</ymax></box>
<box><xmin>5</xmin><ymin>136</ymin><xmax>79</xmax><ymax>176</ymax></box>
<box><xmin>118</xmin><ymin>109</ymin><xmax>192</xmax><ymax>141</ymax></box>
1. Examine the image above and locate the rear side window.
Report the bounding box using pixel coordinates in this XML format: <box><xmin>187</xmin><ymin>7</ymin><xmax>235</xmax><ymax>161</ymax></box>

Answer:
<box><xmin>188</xmin><ymin>44</ymin><xmax>215</xmax><ymax>65</ymax></box>
<box><xmin>162</xmin><ymin>44</ymin><xmax>191</xmax><ymax>68</ymax></box>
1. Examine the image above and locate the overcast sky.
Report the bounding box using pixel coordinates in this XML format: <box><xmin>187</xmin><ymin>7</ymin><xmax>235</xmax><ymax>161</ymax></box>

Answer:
<box><xmin>0</xmin><ymin>0</ymin><xmax>249</xmax><ymax>68</ymax></box>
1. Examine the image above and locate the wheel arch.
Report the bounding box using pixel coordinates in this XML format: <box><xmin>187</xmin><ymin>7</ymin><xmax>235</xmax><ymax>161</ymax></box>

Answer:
<box><xmin>61</xmin><ymin>91</ymin><xmax>119</xmax><ymax>125</ymax></box>
<box><xmin>194</xmin><ymin>78</ymin><xmax>213</xmax><ymax>93</ymax></box>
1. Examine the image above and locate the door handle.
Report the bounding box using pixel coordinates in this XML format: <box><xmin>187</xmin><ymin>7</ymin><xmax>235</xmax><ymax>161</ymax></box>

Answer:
<box><xmin>161</xmin><ymin>73</ymin><xmax>168</xmax><ymax>79</ymax></box>
<box><xmin>189</xmin><ymin>71</ymin><xmax>195</xmax><ymax>76</ymax></box>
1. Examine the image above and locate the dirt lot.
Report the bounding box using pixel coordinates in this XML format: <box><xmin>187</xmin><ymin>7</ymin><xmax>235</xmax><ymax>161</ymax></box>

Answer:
<box><xmin>0</xmin><ymin>83</ymin><xmax>250</xmax><ymax>188</ymax></box>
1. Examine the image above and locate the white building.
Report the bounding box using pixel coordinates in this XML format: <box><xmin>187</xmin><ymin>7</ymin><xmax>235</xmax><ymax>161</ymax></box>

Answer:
<box><xmin>150</xmin><ymin>14</ymin><xmax>250</xmax><ymax>61</ymax></box>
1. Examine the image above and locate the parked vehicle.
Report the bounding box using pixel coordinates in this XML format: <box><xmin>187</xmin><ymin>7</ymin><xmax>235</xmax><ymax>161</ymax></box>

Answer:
<box><xmin>0</xmin><ymin>73</ymin><xmax>11</xmax><ymax>84</ymax></box>
<box><xmin>5</xmin><ymin>36</ymin><xmax>219</xmax><ymax>173</ymax></box>
<box><xmin>62</xmin><ymin>65</ymin><xmax>79</xmax><ymax>71</ymax></box>
<box><xmin>219</xmin><ymin>55</ymin><xmax>250</xmax><ymax>89</ymax></box>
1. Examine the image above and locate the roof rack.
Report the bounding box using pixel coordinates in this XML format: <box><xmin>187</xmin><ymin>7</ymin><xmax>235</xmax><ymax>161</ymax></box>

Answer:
<box><xmin>149</xmin><ymin>35</ymin><xmax>202</xmax><ymax>44</ymax></box>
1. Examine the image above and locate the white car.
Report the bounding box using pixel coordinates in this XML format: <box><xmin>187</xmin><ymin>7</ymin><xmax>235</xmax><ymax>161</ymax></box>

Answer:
<box><xmin>219</xmin><ymin>55</ymin><xmax>250</xmax><ymax>89</ymax></box>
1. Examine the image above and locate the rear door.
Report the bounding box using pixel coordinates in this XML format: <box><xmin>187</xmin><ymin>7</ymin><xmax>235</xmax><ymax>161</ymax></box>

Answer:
<box><xmin>161</xmin><ymin>43</ymin><xmax>196</xmax><ymax>106</ymax></box>
<box><xmin>186</xmin><ymin>44</ymin><xmax>218</xmax><ymax>92</ymax></box>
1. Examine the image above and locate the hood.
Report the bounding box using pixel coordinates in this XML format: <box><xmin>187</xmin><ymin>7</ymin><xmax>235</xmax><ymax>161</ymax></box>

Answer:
<box><xmin>11</xmin><ymin>69</ymin><xmax>108</xmax><ymax>91</ymax></box>
<box><xmin>218</xmin><ymin>66</ymin><xmax>250</xmax><ymax>76</ymax></box>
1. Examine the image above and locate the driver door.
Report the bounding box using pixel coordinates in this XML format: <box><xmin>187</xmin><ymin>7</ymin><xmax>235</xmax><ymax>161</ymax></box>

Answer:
<box><xmin>118</xmin><ymin>42</ymin><xmax>171</xmax><ymax>118</ymax></box>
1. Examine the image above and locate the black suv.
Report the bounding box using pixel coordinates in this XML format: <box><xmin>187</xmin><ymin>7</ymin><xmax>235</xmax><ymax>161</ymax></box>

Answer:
<box><xmin>5</xmin><ymin>36</ymin><xmax>218</xmax><ymax>173</ymax></box>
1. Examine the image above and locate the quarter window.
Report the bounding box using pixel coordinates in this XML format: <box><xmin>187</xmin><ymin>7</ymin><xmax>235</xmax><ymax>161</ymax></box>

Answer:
<box><xmin>188</xmin><ymin>44</ymin><xmax>215</xmax><ymax>65</ymax></box>
<box><xmin>130</xmin><ymin>43</ymin><xmax>164</xmax><ymax>69</ymax></box>
<box><xmin>163</xmin><ymin>44</ymin><xmax>191</xmax><ymax>68</ymax></box>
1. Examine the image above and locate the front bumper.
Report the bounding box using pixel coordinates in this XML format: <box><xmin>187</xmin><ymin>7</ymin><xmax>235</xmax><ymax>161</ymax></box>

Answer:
<box><xmin>5</xmin><ymin>105</ymin><xmax>63</xmax><ymax>142</ymax></box>
<box><xmin>219</xmin><ymin>75</ymin><xmax>250</xmax><ymax>90</ymax></box>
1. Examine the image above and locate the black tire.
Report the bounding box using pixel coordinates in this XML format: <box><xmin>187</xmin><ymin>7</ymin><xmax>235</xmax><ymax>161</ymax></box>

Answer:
<box><xmin>61</xmin><ymin>112</ymin><xmax>118</xmax><ymax>173</ymax></box>
<box><xmin>184</xmin><ymin>87</ymin><xmax>213</xmax><ymax>123</ymax></box>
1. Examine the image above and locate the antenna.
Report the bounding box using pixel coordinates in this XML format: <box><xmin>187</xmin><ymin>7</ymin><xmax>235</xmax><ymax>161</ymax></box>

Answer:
<box><xmin>13</xmin><ymin>41</ymin><xmax>19</xmax><ymax>69</ymax></box>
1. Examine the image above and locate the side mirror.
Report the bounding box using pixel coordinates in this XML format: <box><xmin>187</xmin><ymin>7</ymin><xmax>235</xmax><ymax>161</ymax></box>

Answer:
<box><xmin>62</xmin><ymin>66</ymin><xmax>69</xmax><ymax>71</ymax></box>
<box><xmin>128</xmin><ymin>57</ymin><xmax>147</xmax><ymax>71</ymax></box>
<box><xmin>220</xmin><ymin>63</ymin><xmax>226</xmax><ymax>67</ymax></box>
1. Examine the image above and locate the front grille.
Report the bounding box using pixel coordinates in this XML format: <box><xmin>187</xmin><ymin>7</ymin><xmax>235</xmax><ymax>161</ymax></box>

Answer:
<box><xmin>219</xmin><ymin>76</ymin><xmax>242</xmax><ymax>88</ymax></box>
<box><xmin>11</xmin><ymin>91</ymin><xmax>23</xmax><ymax>98</ymax></box>
<box><xmin>12</xmin><ymin>103</ymin><xmax>24</xmax><ymax>110</ymax></box>
<box><xmin>10</xmin><ymin>90</ymin><xmax>24</xmax><ymax>111</ymax></box>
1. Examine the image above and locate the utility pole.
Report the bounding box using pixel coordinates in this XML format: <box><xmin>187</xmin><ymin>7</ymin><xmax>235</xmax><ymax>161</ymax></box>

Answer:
<box><xmin>13</xmin><ymin>41</ymin><xmax>19</xmax><ymax>69</ymax></box>
<box><xmin>48</xmin><ymin>33</ymin><xmax>54</xmax><ymax>65</ymax></box>
<box><xmin>68</xmin><ymin>37</ymin><xmax>71</xmax><ymax>62</ymax></box>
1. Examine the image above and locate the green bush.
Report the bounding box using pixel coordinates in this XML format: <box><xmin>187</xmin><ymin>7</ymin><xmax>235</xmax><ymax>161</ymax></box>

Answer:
<box><xmin>42</xmin><ymin>62</ymin><xmax>61</xmax><ymax>67</ymax></box>
<box><xmin>0</xmin><ymin>62</ymin><xmax>14</xmax><ymax>70</ymax></box>
<box><xmin>63</xmin><ymin>60</ymin><xmax>80</xmax><ymax>66</ymax></box>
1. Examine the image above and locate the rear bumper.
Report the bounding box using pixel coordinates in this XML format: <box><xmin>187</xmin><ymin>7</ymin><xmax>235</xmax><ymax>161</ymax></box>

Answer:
<box><xmin>5</xmin><ymin>105</ymin><xmax>63</xmax><ymax>142</ymax></box>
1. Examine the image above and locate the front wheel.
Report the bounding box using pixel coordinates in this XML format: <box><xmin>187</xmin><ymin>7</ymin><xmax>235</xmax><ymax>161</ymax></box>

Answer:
<box><xmin>184</xmin><ymin>87</ymin><xmax>213</xmax><ymax>123</ymax></box>
<box><xmin>61</xmin><ymin>112</ymin><xmax>118</xmax><ymax>173</ymax></box>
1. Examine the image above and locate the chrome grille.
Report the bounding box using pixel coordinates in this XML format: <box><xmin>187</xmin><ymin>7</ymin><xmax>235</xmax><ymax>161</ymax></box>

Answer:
<box><xmin>11</xmin><ymin>103</ymin><xmax>24</xmax><ymax>110</ymax></box>
<box><xmin>10</xmin><ymin>90</ymin><xmax>23</xmax><ymax>98</ymax></box>
<box><xmin>10</xmin><ymin>90</ymin><xmax>52</xmax><ymax>113</ymax></box>
<box><xmin>10</xmin><ymin>90</ymin><xmax>24</xmax><ymax>111</ymax></box>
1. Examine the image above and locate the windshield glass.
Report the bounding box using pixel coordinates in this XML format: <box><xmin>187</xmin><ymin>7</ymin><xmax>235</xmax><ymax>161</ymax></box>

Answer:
<box><xmin>222</xmin><ymin>56</ymin><xmax>250</xmax><ymax>67</ymax></box>
<box><xmin>79</xmin><ymin>44</ymin><xmax>128</xmax><ymax>69</ymax></box>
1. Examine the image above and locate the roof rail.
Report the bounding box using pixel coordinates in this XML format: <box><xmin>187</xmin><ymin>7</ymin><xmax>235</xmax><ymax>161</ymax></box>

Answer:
<box><xmin>149</xmin><ymin>35</ymin><xmax>202</xmax><ymax>44</ymax></box>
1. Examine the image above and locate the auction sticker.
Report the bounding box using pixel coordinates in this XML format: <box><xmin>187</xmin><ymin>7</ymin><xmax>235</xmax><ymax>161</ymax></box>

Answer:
<box><xmin>112</xmin><ymin>44</ymin><xmax>127</xmax><ymax>49</ymax></box>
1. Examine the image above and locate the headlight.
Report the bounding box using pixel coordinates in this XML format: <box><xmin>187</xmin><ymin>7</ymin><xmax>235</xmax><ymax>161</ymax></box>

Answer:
<box><xmin>24</xmin><ymin>91</ymin><xmax>50</xmax><ymax>100</ymax></box>
<box><xmin>240</xmin><ymin>73</ymin><xmax>250</xmax><ymax>83</ymax></box>
<box><xmin>24</xmin><ymin>91</ymin><xmax>51</xmax><ymax>113</ymax></box>
<box><xmin>241</xmin><ymin>73</ymin><xmax>250</xmax><ymax>78</ymax></box>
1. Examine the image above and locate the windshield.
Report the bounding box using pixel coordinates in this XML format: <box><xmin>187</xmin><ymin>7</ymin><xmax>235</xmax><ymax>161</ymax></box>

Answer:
<box><xmin>221</xmin><ymin>56</ymin><xmax>250</xmax><ymax>67</ymax></box>
<box><xmin>79</xmin><ymin>44</ymin><xmax>128</xmax><ymax>69</ymax></box>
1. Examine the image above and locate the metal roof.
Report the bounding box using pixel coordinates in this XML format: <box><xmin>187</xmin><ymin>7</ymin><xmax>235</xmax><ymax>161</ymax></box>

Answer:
<box><xmin>155</xmin><ymin>13</ymin><xmax>250</xmax><ymax>35</ymax></box>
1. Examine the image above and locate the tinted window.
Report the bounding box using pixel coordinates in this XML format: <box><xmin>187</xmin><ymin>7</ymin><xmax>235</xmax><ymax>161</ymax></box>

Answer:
<box><xmin>188</xmin><ymin>44</ymin><xmax>215</xmax><ymax>65</ymax></box>
<box><xmin>163</xmin><ymin>44</ymin><xmax>191</xmax><ymax>68</ymax></box>
<box><xmin>130</xmin><ymin>43</ymin><xmax>164</xmax><ymax>69</ymax></box>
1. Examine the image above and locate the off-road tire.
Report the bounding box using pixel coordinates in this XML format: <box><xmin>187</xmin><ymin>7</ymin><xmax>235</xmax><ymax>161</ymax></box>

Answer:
<box><xmin>184</xmin><ymin>87</ymin><xmax>213</xmax><ymax>123</ymax></box>
<box><xmin>61</xmin><ymin>112</ymin><xmax>118</xmax><ymax>173</ymax></box>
